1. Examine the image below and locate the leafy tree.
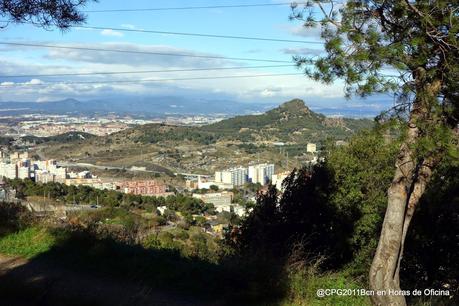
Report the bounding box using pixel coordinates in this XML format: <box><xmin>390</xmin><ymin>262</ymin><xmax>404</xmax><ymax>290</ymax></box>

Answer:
<box><xmin>326</xmin><ymin>126</ymin><xmax>401</xmax><ymax>277</ymax></box>
<box><xmin>402</xmin><ymin>161</ymin><xmax>459</xmax><ymax>302</ymax></box>
<box><xmin>0</xmin><ymin>0</ymin><xmax>96</xmax><ymax>30</ymax></box>
<box><xmin>291</xmin><ymin>1</ymin><xmax>458</xmax><ymax>304</ymax></box>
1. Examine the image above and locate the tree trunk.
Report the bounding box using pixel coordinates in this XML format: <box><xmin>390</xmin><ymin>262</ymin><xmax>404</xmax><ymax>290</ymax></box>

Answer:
<box><xmin>369</xmin><ymin>130</ymin><xmax>417</xmax><ymax>306</ymax></box>
<box><xmin>369</xmin><ymin>74</ymin><xmax>441</xmax><ymax>306</ymax></box>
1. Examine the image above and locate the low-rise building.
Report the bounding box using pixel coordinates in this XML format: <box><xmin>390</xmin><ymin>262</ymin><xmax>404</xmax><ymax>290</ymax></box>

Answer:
<box><xmin>65</xmin><ymin>178</ymin><xmax>102</xmax><ymax>186</ymax></box>
<box><xmin>307</xmin><ymin>143</ymin><xmax>317</xmax><ymax>153</ymax></box>
<box><xmin>118</xmin><ymin>180</ymin><xmax>168</xmax><ymax>196</ymax></box>
<box><xmin>92</xmin><ymin>182</ymin><xmax>117</xmax><ymax>191</ymax></box>
<box><xmin>197</xmin><ymin>176</ymin><xmax>233</xmax><ymax>190</ymax></box>
<box><xmin>186</xmin><ymin>179</ymin><xmax>199</xmax><ymax>190</ymax></box>
<box><xmin>192</xmin><ymin>192</ymin><xmax>233</xmax><ymax>206</ymax></box>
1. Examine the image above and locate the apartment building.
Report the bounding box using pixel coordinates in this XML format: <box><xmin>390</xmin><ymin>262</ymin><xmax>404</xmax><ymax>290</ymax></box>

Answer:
<box><xmin>248</xmin><ymin>163</ymin><xmax>275</xmax><ymax>185</ymax></box>
<box><xmin>215</xmin><ymin>167</ymin><xmax>248</xmax><ymax>186</ymax></box>
<box><xmin>119</xmin><ymin>180</ymin><xmax>167</xmax><ymax>196</ymax></box>
<box><xmin>0</xmin><ymin>163</ymin><xmax>17</xmax><ymax>179</ymax></box>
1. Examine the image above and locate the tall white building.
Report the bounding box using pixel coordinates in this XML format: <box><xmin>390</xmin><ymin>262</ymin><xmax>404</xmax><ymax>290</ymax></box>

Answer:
<box><xmin>17</xmin><ymin>166</ymin><xmax>30</xmax><ymax>179</ymax></box>
<box><xmin>0</xmin><ymin>163</ymin><xmax>17</xmax><ymax>179</ymax></box>
<box><xmin>248</xmin><ymin>163</ymin><xmax>275</xmax><ymax>185</ymax></box>
<box><xmin>215</xmin><ymin>167</ymin><xmax>248</xmax><ymax>186</ymax></box>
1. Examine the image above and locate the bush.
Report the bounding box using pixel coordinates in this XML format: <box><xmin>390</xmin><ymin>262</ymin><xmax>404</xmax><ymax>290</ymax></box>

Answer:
<box><xmin>0</xmin><ymin>202</ymin><xmax>34</xmax><ymax>236</ymax></box>
<box><xmin>172</xmin><ymin>228</ymin><xmax>189</xmax><ymax>240</ymax></box>
<box><xmin>142</xmin><ymin>234</ymin><xmax>161</xmax><ymax>249</ymax></box>
<box><xmin>282</xmin><ymin>267</ymin><xmax>370</xmax><ymax>306</ymax></box>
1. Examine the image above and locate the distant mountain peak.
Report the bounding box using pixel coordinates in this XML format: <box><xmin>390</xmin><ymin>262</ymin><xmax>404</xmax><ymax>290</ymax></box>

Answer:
<box><xmin>278</xmin><ymin>99</ymin><xmax>310</xmax><ymax>113</ymax></box>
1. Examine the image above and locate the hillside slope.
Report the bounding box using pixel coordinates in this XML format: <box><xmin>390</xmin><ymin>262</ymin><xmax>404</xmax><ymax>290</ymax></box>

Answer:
<box><xmin>134</xmin><ymin>99</ymin><xmax>373</xmax><ymax>145</ymax></box>
<box><xmin>37</xmin><ymin>99</ymin><xmax>374</xmax><ymax>173</ymax></box>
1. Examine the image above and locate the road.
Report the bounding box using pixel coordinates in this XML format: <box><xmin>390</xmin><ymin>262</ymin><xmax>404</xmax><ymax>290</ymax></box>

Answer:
<box><xmin>58</xmin><ymin>161</ymin><xmax>166</xmax><ymax>174</ymax></box>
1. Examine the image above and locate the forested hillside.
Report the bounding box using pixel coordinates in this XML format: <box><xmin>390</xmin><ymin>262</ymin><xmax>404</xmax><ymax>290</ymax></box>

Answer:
<box><xmin>134</xmin><ymin>99</ymin><xmax>373</xmax><ymax>145</ymax></box>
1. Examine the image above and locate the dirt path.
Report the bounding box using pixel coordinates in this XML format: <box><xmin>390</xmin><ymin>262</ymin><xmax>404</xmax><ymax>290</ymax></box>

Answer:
<box><xmin>0</xmin><ymin>254</ymin><xmax>217</xmax><ymax>306</ymax></box>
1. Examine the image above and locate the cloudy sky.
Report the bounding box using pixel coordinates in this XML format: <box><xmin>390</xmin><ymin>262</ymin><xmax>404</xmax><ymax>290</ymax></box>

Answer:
<box><xmin>0</xmin><ymin>0</ymin><xmax>392</xmax><ymax>114</ymax></box>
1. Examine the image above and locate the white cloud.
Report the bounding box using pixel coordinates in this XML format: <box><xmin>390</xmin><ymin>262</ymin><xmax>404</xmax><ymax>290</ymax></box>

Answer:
<box><xmin>100</xmin><ymin>29</ymin><xmax>124</xmax><ymax>37</ymax></box>
<box><xmin>0</xmin><ymin>41</ymin><xmax>348</xmax><ymax>104</ymax></box>
<box><xmin>28</xmin><ymin>78</ymin><xmax>43</xmax><ymax>85</ymax></box>
<box><xmin>42</xmin><ymin>42</ymin><xmax>237</xmax><ymax>67</ymax></box>
<box><xmin>120</xmin><ymin>24</ymin><xmax>136</xmax><ymax>30</ymax></box>
<box><xmin>285</xmin><ymin>24</ymin><xmax>322</xmax><ymax>39</ymax></box>
<box><xmin>281</xmin><ymin>47</ymin><xmax>324</xmax><ymax>56</ymax></box>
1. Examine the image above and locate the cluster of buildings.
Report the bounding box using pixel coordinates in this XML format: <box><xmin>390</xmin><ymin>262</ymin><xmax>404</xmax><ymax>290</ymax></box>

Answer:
<box><xmin>192</xmin><ymin>191</ymin><xmax>246</xmax><ymax>217</ymax></box>
<box><xmin>0</xmin><ymin>150</ymin><xmax>170</xmax><ymax>197</ymax></box>
<box><xmin>0</xmin><ymin>151</ymin><xmax>90</xmax><ymax>184</ymax></box>
<box><xmin>189</xmin><ymin>163</ymin><xmax>276</xmax><ymax>190</ymax></box>
<box><xmin>23</xmin><ymin>123</ymin><xmax>129</xmax><ymax>137</ymax></box>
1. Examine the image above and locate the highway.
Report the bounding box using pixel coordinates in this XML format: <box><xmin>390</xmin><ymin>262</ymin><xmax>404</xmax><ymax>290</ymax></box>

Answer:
<box><xmin>58</xmin><ymin>161</ymin><xmax>166</xmax><ymax>174</ymax></box>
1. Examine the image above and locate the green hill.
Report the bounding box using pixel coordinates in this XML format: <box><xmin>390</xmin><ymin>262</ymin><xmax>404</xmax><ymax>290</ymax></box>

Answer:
<box><xmin>37</xmin><ymin>99</ymin><xmax>374</xmax><ymax>173</ymax></box>
<box><xmin>134</xmin><ymin>99</ymin><xmax>373</xmax><ymax>144</ymax></box>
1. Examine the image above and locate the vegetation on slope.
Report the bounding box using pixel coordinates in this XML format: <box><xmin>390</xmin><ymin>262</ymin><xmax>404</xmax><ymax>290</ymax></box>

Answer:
<box><xmin>3</xmin><ymin>122</ymin><xmax>455</xmax><ymax>305</ymax></box>
<box><xmin>22</xmin><ymin>131</ymin><xmax>96</xmax><ymax>144</ymax></box>
<box><xmin>231</xmin><ymin>122</ymin><xmax>458</xmax><ymax>305</ymax></box>
<box><xmin>133</xmin><ymin>99</ymin><xmax>373</xmax><ymax>145</ymax></box>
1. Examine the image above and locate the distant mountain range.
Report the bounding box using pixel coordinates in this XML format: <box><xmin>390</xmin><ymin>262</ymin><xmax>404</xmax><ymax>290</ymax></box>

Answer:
<box><xmin>0</xmin><ymin>97</ymin><xmax>276</xmax><ymax>117</ymax></box>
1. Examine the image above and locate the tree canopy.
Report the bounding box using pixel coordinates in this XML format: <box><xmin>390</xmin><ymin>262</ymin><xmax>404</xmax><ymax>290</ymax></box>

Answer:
<box><xmin>0</xmin><ymin>0</ymin><xmax>96</xmax><ymax>30</ymax></box>
<box><xmin>290</xmin><ymin>1</ymin><xmax>458</xmax><ymax>305</ymax></box>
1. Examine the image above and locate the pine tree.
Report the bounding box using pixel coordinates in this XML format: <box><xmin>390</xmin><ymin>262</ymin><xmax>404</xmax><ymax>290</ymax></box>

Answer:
<box><xmin>291</xmin><ymin>1</ymin><xmax>458</xmax><ymax>305</ymax></box>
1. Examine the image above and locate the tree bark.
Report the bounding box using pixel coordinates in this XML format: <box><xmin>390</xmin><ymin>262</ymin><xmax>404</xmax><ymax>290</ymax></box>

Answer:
<box><xmin>369</xmin><ymin>75</ymin><xmax>441</xmax><ymax>306</ymax></box>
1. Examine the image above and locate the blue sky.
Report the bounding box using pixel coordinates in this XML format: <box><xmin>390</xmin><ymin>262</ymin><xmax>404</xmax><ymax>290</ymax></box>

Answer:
<box><xmin>0</xmin><ymin>0</ymin><xmax>392</xmax><ymax>115</ymax></box>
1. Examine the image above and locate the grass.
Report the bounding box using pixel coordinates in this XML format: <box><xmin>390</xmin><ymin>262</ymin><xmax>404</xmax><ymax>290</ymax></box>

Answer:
<box><xmin>0</xmin><ymin>225</ymin><xmax>372</xmax><ymax>305</ymax></box>
<box><xmin>0</xmin><ymin>225</ymin><xmax>285</xmax><ymax>304</ymax></box>
<box><xmin>0</xmin><ymin>227</ymin><xmax>67</xmax><ymax>259</ymax></box>
<box><xmin>281</xmin><ymin>267</ymin><xmax>371</xmax><ymax>306</ymax></box>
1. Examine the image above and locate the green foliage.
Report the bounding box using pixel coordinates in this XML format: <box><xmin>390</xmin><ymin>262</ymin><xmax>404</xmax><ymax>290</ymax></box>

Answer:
<box><xmin>233</xmin><ymin>125</ymin><xmax>458</xmax><ymax>302</ymax></box>
<box><xmin>0</xmin><ymin>201</ymin><xmax>33</xmax><ymax>236</ymax></box>
<box><xmin>291</xmin><ymin>1</ymin><xmax>459</xmax><ymax>143</ymax></box>
<box><xmin>0</xmin><ymin>227</ymin><xmax>68</xmax><ymax>259</ymax></box>
<box><xmin>233</xmin><ymin>127</ymin><xmax>398</xmax><ymax>270</ymax></box>
<box><xmin>326</xmin><ymin>127</ymin><xmax>401</xmax><ymax>277</ymax></box>
<box><xmin>401</xmin><ymin>162</ymin><xmax>459</xmax><ymax>299</ymax></box>
<box><xmin>130</xmin><ymin>99</ymin><xmax>372</xmax><ymax>146</ymax></box>
<box><xmin>5</xmin><ymin>179</ymin><xmax>210</xmax><ymax>215</ymax></box>
<box><xmin>282</xmin><ymin>267</ymin><xmax>370</xmax><ymax>306</ymax></box>
<box><xmin>21</xmin><ymin>132</ymin><xmax>96</xmax><ymax>145</ymax></box>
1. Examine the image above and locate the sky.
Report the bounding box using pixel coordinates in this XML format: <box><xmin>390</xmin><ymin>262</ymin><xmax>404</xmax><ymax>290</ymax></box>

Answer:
<box><xmin>0</xmin><ymin>0</ymin><xmax>392</xmax><ymax>115</ymax></box>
